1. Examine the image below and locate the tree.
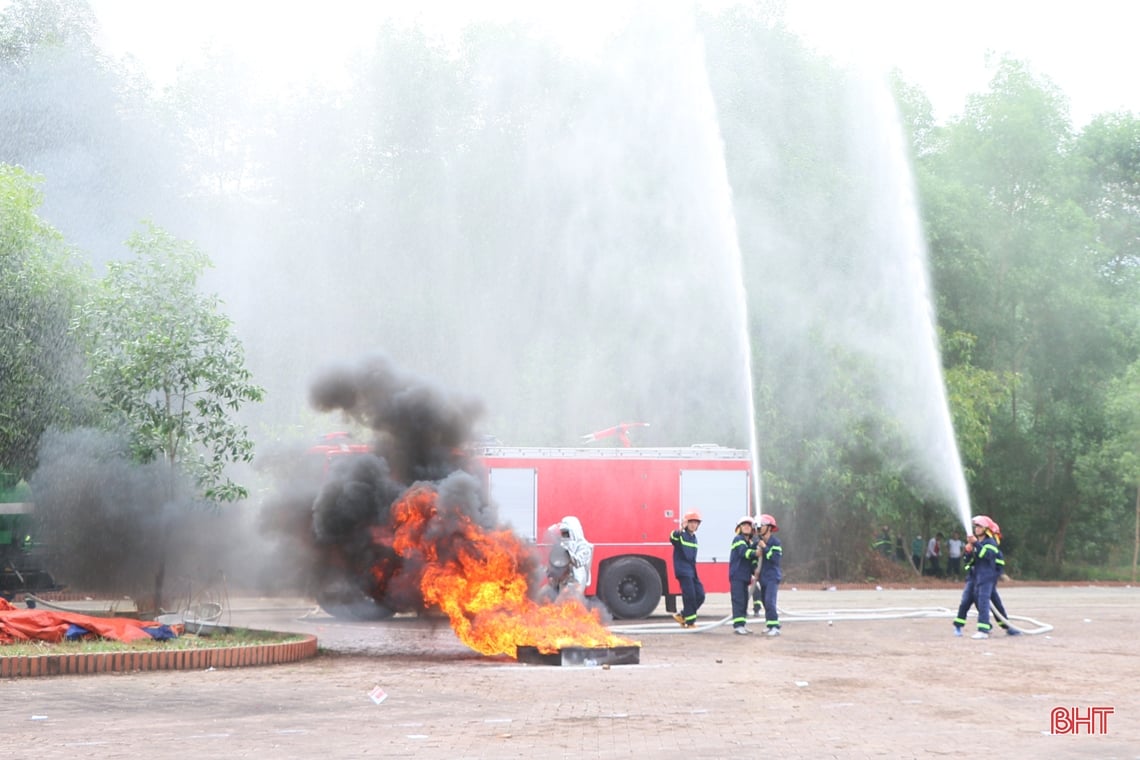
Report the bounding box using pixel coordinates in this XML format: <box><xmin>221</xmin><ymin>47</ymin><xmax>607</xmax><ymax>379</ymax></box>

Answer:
<box><xmin>1089</xmin><ymin>361</ymin><xmax>1140</xmax><ymax>580</ymax></box>
<box><xmin>159</xmin><ymin>44</ymin><xmax>270</xmax><ymax>198</ymax></box>
<box><xmin>939</xmin><ymin>330</ymin><xmax>1008</xmax><ymax>484</ymax></box>
<box><xmin>918</xmin><ymin>58</ymin><xmax>1134</xmax><ymax>572</ymax></box>
<box><xmin>1</xmin><ymin>0</ymin><xmax>183</xmax><ymax>265</ymax></box>
<box><xmin>0</xmin><ymin>0</ymin><xmax>96</xmax><ymax>65</ymax></box>
<box><xmin>72</xmin><ymin>222</ymin><xmax>264</xmax><ymax>607</ymax></box>
<box><xmin>1070</xmin><ymin>113</ymin><xmax>1140</xmax><ymax>578</ymax></box>
<box><xmin>0</xmin><ymin>163</ymin><xmax>90</xmax><ymax>480</ymax></box>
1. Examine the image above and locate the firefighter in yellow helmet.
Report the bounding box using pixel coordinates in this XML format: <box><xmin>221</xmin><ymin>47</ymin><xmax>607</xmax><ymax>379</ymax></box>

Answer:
<box><xmin>669</xmin><ymin>510</ymin><xmax>704</xmax><ymax>627</ymax></box>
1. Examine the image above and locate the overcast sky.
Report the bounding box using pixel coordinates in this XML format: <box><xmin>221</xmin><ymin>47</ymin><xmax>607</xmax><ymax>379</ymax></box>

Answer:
<box><xmin>782</xmin><ymin>0</ymin><xmax>1139</xmax><ymax>127</ymax></box>
<box><xmin>3</xmin><ymin>0</ymin><xmax>1133</xmax><ymax>127</ymax></box>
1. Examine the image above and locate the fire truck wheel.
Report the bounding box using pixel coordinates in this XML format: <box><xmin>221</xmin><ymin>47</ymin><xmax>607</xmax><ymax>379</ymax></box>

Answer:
<box><xmin>599</xmin><ymin>557</ymin><xmax>662</xmax><ymax>620</ymax></box>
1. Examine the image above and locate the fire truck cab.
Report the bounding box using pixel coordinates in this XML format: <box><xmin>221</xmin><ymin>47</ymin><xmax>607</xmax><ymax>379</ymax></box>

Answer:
<box><xmin>0</xmin><ymin>479</ymin><xmax>60</xmax><ymax>601</ymax></box>
<box><xmin>477</xmin><ymin>444</ymin><xmax>753</xmax><ymax>619</ymax></box>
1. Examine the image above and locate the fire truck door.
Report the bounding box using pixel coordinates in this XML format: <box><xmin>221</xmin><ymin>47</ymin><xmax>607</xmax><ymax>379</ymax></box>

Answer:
<box><xmin>679</xmin><ymin>469</ymin><xmax>749</xmax><ymax>563</ymax></box>
<box><xmin>487</xmin><ymin>467</ymin><xmax>538</xmax><ymax>541</ymax></box>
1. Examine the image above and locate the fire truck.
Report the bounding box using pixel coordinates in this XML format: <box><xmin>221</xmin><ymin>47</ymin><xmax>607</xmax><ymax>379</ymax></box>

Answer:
<box><xmin>305</xmin><ymin>432</ymin><xmax>753</xmax><ymax>620</ymax></box>
<box><xmin>478</xmin><ymin>443</ymin><xmax>753</xmax><ymax>618</ymax></box>
<box><xmin>0</xmin><ymin>479</ymin><xmax>60</xmax><ymax>601</ymax></box>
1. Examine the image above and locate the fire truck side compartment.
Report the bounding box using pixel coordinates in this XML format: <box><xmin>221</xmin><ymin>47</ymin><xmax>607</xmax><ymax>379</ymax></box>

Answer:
<box><xmin>481</xmin><ymin>446</ymin><xmax>751</xmax><ymax>619</ymax></box>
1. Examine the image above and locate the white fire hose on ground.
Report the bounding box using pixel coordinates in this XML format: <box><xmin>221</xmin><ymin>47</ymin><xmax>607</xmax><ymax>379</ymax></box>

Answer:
<box><xmin>609</xmin><ymin>605</ymin><xmax>1053</xmax><ymax>636</ymax></box>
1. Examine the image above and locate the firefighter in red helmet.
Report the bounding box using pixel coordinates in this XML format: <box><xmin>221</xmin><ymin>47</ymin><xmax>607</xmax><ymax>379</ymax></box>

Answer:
<box><xmin>953</xmin><ymin>516</ymin><xmax>1022</xmax><ymax>638</ymax></box>
<box><xmin>961</xmin><ymin>515</ymin><xmax>1001</xmax><ymax>638</ymax></box>
<box><xmin>670</xmin><ymin>510</ymin><xmax>705</xmax><ymax>627</ymax></box>
<box><xmin>751</xmin><ymin>513</ymin><xmax>783</xmax><ymax>636</ymax></box>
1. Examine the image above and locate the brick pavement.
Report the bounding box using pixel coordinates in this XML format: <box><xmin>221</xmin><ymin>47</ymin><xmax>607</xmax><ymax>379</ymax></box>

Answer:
<box><xmin>2</xmin><ymin>586</ymin><xmax>1137</xmax><ymax>759</ymax></box>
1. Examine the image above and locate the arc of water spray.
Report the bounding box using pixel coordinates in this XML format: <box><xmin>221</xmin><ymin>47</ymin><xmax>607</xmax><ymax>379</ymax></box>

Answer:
<box><xmin>672</xmin><ymin>18</ymin><xmax>763</xmax><ymax>511</ymax></box>
<box><xmin>863</xmin><ymin>75</ymin><xmax>972</xmax><ymax>532</ymax></box>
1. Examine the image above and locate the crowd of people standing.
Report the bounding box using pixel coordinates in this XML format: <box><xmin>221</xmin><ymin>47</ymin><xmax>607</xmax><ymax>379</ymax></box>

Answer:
<box><xmin>877</xmin><ymin>526</ymin><xmax>966</xmax><ymax>578</ymax></box>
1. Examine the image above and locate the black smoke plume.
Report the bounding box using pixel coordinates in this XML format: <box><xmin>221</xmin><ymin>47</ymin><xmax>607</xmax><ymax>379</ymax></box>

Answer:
<box><xmin>260</xmin><ymin>352</ymin><xmax>533</xmax><ymax>619</ymax></box>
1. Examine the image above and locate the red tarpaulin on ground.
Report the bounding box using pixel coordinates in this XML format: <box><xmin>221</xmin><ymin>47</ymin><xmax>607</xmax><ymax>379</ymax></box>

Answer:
<box><xmin>0</xmin><ymin>598</ymin><xmax>174</xmax><ymax>644</ymax></box>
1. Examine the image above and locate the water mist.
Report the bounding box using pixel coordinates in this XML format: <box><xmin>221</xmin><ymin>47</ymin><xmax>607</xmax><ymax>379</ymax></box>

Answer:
<box><xmin>842</xmin><ymin>74</ymin><xmax>973</xmax><ymax>530</ymax></box>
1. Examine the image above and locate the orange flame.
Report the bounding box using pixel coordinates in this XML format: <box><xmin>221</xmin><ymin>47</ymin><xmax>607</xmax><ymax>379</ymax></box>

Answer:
<box><xmin>391</xmin><ymin>484</ymin><xmax>638</xmax><ymax>656</ymax></box>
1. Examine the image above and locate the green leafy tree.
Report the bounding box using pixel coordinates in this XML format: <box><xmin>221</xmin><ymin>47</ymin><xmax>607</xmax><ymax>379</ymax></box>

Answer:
<box><xmin>1071</xmin><ymin>112</ymin><xmax>1140</xmax><ymax>287</ymax></box>
<box><xmin>1086</xmin><ymin>361</ymin><xmax>1140</xmax><ymax>580</ymax></box>
<box><xmin>1070</xmin><ymin>113</ymin><xmax>1140</xmax><ymax>578</ymax></box>
<box><xmin>0</xmin><ymin>0</ymin><xmax>96</xmax><ymax>65</ymax></box>
<box><xmin>72</xmin><ymin>222</ymin><xmax>264</xmax><ymax>606</ymax></box>
<box><xmin>918</xmin><ymin>58</ymin><xmax>1136</xmax><ymax>572</ymax></box>
<box><xmin>939</xmin><ymin>330</ymin><xmax>1008</xmax><ymax>483</ymax></box>
<box><xmin>1</xmin><ymin>0</ymin><xmax>183</xmax><ymax>265</ymax></box>
<box><xmin>159</xmin><ymin>44</ymin><xmax>270</xmax><ymax>198</ymax></box>
<box><xmin>74</xmin><ymin>222</ymin><xmax>264</xmax><ymax>500</ymax></box>
<box><xmin>0</xmin><ymin>163</ymin><xmax>90</xmax><ymax>480</ymax></box>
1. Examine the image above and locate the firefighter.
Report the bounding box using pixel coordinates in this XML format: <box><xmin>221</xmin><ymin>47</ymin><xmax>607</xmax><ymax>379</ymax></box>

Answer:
<box><xmin>961</xmin><ymin>515</ymin><xmax>1001</xmax><ymax>639</ymax></box>
<box><xmin>873</xmin><ymin>525</ymin><xmax>892</xmax><ymax>557</ymax></box>
<box><xmin>751</xmin><ymin>513</ymin><xmax>783</xmax><ymax>636</ymax></box>
<box><xmin>729</xmin><ymin>516</ymin><xmax>760</xmax><ymax>634</ymax></box>
<box><xmin>952</xmin><ymin>524</ymin><xmax>981</xmax><ymax>637</ymax></box>
<box><xmin>952</xmin><ymin>518</ymin><xmax>1021</xmax><ymax>637</ymax></box>
<box><xmin>670</xmin><ymin>510</ymin><xmax>704</xmax><ymax>627</ymax></box>
<box><xmin>987</xmin><ymin>520</ymin><xmax>1021</xmax><ymax>635</ymax></box>
<box><xmin>556</xmin><ymin>516</ymin><xmax>593</xmax><ymax>588</ymax></box>
<box><xmin>543</xmin><ymin>516</ymin><xmax>593</xmax><ymax>598</ymax></box>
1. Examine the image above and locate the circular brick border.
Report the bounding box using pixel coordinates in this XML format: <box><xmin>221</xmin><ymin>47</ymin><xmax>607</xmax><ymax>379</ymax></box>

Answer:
<box><xmin>0</xmin><ymin>633</ymin><xmax>318</xmax><ymax>678</ymax></box>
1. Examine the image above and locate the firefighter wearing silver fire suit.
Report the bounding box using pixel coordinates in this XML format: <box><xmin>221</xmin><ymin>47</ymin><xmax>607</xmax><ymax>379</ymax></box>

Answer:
<box><xmin>546</xmin><ymin>516</ymin><xmax>593</xmax><ymax>594</ymax></box>
<box><xmin>729</xmin><ymin>516</ymin><xmax>760</xmax><ymax>634</ymax></box>
<box><xmin>751</xmin><ymin>513</ymin><xmax>783</xmax><ymax>636</ymax></box>
<box><xmin>670</xmin><ymin>510</ymin><xmax>704</xmax><ymax>627</ymax></box>
<box><xmin>558</xmin><ymin>516</ymin><xmax>592</xmax><ymax>588</ymax></box>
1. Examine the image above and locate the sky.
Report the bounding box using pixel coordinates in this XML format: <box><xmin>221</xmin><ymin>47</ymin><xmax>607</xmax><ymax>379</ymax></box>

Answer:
<box><xmin>67</xmin><ymin>0</ymin><xmax>1139</xmax><ymax>128</ymax></box>
<box><xmin>781</xmin><ymin>0</ymin><xmax>1140</xmax><ymax>127</ymax></box>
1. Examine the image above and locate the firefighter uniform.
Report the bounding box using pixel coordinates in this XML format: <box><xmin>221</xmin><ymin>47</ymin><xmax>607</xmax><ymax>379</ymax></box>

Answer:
<box><xmin>755</xmin><ymin>534</ymin><xmax>783</xmax><ymax>632</ymax></box>
<box><xmin>729</xmin><ymin>529</ymin><xmax>760</xmax><ymax>632</ymax></box>
<box><xmin>954</xmin><ymin>537</ymin><xmax>1017</xmax><ymax>636</ymax></box>
<box><xmin>670</xmin><ymin>526</ymin><xmax>704</xmax><ymax>626</ymax></box>
<box><xmin>970</xmin><ymin>534</ymin><xmax>1001</xmax><ymax>635</ymax></box>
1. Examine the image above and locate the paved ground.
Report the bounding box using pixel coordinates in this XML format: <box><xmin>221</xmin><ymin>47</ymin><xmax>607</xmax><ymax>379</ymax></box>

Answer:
<box><xmin>2</xmin><ymin>584</ymin><xmax>1137</xmax><ymax>759</ymax></box>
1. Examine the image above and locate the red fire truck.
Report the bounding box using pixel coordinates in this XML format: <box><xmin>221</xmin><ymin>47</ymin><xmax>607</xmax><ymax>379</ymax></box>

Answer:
<box><xmin>478</xmin><ymin>443</ymin><xmax>753</xmax><ymax>618</ymax></box>
<box><xmin>304</xmin><ymin>432</ymin><xmax>753</xmax><ymax>620</ymax></box>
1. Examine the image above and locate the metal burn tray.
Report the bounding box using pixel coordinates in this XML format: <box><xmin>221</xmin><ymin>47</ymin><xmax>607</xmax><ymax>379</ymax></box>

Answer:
<box><xmin>515</xmin><ymin>645</ymin><xmax>640</xmax><ymax>667</ymax></box>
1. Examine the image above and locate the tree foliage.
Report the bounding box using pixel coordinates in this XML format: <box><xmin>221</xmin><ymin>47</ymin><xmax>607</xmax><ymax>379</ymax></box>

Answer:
<box><xmin>0</xmin><ymin>0</ymin><xmax>96</xmax><ymax>65</ymax></box>
<box><xmin>72</xmin><ymin>222</ymin><xmax>264</xmax><ymax>503</ymax></box>
<box><xmin>918</xmin><ymin>59</ymin><xmax>1140</xmax><ymax>573</ymax></box>
<box><xmin>0</xmin><ymin>163</ymin><xmax>90</xmax><ymax>480</ymax></box>
<box><xmin>0</xmin><ymin>0</ymin><xmax>183</xmax><ymax>265</ymax></box>
<box><xmin>2</xmin><ymin>4</ymin><xmax>1139</xmax><ymax>582</ymax></box>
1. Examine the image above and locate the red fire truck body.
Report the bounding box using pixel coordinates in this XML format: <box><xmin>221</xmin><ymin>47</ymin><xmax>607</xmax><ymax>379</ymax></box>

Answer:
<box><xmin>477</xmin><ymin>445</ymin><xmax>753</xmax><ymax>619</ymax></box>
<box><xmin>305</xmin><ymin>434</ymin><xmax>753</xmax><ymax>620</ymax></box>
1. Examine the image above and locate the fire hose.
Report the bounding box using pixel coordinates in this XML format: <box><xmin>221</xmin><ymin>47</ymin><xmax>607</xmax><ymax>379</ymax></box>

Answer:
<box><xmin>609</xmin><ymin>605</ymin><xmax>1053</xmax><ymax>636</ymax></box>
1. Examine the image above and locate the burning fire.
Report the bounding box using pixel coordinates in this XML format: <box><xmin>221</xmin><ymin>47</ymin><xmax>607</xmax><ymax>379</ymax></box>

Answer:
<box><xmin>392</xmin><ymin>484</ymin><xmax>638</xmax><ymax>656</ymax></box>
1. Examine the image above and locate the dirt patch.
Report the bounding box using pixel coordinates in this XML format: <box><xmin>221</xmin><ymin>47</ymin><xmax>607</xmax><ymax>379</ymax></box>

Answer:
<box><xmin>2</xmin><ymin>586</ymin><xmax>1136</xmax><ymax>758</ymax></box>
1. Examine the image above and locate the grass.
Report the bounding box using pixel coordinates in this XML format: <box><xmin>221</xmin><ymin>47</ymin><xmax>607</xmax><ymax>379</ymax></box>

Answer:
<box><xmin>0</xmin><ymin>627</ymin><xmax>307</xmax><ymax>658</ymax></box>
